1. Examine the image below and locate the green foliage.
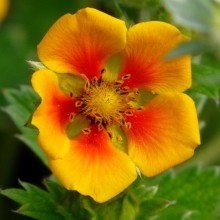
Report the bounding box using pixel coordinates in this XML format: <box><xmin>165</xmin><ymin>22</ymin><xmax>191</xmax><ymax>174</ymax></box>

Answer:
<box><xmin>148</xmin><ymin>166</ymin><xmax>220</xmax><ymax>220</ymax></box>
<box><xmin>1</xmin><ymin>180</ymin><xmax>89</xmax><ymax>220</ymax></box>
<box><xmin>2</xmin><ymin>85</ymin><xmax>48</xmax><ymax>166</ymax></box>
<box><xmin>191</xmin><ymin>63</ymin><xmax>220</xmax><ymax>100</ymax></box>
<box><xmin>2</xmin><ymin>166</ymin><xmax>220</xmax><ymax>219</ymax></box>
<box><xmin>1</xmin><ymin>178</ymin><xmax>170</xmax><ymax>220</ymax></box>
<box><xmin>92</xmin><ymin>182</ymin><xmax>171</xmax><ymax>220</ymax></box>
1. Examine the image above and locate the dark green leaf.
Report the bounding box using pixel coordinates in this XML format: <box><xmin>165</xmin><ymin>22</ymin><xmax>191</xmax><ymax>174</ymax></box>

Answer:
<box><xmin>136</xmin><ymin>198</ymin><xmax>173</xmax><ymax>219</ymax></box>
<box><xmin>2</xmin><ymin>180</ymin><xmax>90</xmax><ymax>220</ymax></box>
<box><xmin>96</xmin><ymin>197</ymin><xmax>124</xmax><ymax>220</ymax></box>
<box><xmin>148</xmin><ymin>166</ymin><xmax>220</xmax><ymax>220</ymax></box>
<box><xmin>2</xmin><ymin>85</ymin><xmax>48</xmax><ymax>166</ymax></box>
<box><xmin>2</xmin><ymin>181</ymin><xmax>64</xmax><ymax>220</ymax></box>
<box><xmin>191</xmin><ymin>63</ymin><xmax>220</xmax><ymax>100</ymax></box>
<box><xmin>43</xmin><ymin>180</ymin><xmax>67</xmax><ymax>202</ymax></box>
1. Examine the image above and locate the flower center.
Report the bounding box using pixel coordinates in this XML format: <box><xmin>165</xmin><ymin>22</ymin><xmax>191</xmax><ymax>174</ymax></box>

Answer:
<box><xmin>75</xmin><ymin>74</ymin><xmax>138</xmax><ymax>130</ymax></box>
<box><xmin>82</xmin><ymin>83</ymin><xmax>124</xmax><ymax>121</ymax></box>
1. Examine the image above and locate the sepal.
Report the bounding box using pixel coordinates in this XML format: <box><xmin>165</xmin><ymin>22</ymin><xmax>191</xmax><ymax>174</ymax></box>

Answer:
<box><xmin>56</xmin><ymin>73</ymin><xmax>86</xmax><ymax>97</ymax></box>
<box><xmin>27</xmin><ymin>61</ymin><xmax>46</xmax><ymax>71</ymax></box>
<box><xmin>65</xmin><ymin>115</ymin><xmax>90</xmax><ymax>139</ymax></box>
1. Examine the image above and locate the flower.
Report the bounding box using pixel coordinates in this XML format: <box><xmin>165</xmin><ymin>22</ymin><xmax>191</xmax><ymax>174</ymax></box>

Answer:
<box><xmin>31</xmin><ymin>8</ymin><xmax>200</xmax><ymax>203</ymax></box>
<box><xmin>0</xmin><ymin>0</ymin><xmax>9</xmax><ymax>22</ymax></box>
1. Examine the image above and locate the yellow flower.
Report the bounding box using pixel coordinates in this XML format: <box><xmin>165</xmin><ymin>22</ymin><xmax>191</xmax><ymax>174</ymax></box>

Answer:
<box><xmin>0</xmin><ymin>0</ymin><xmax>9</xmax><ymax>22</ymax></box>
<box><xmin>31</xmin><ymin>8</ymin><xmax>200</xmax><ymax>203</ymax></box>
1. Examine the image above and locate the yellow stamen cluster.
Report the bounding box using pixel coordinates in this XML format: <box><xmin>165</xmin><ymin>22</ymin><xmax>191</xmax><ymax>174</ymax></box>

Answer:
<box><xmin>75</xmin><ymin>73</ymin><xmax>138</xmax><ymax>131</ymax></box>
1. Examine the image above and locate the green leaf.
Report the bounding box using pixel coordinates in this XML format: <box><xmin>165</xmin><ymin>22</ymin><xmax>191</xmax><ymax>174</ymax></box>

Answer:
<box><xmin>2</xmin><ymin>180</ymin><xmax>90</xmax><ymax>220</ymax></box>
<box><xmin>43</xmin><ymin>179</ymin><xmax>67</xmax><ymax>202</ymax></box>
<box><xmin>190</xmin><ymin>63</ymin><xmax>220</xmax><ymax>100</ymax></box>
<box><xmin>162</xmin><ymin>0</ymin><xmax>215</xmax><ymax>32</ymax></box>
<box><xmin>136</xmin><ymin>198</ymin><xmax>173</xmax><ymax>219</ymax></box>
<box><xmin>2</xmin><ymin>85</ymin><xmax>48</xmax><ymax>166</ymax></box>
<box><xmin>2</xmin><ymin>177</ymin><xmax>172</xmax><ymax>220</ymax></box>
<box><xmin>148</xmin><ymin>166</ymin><xmax>220</xmax><ymax>220</ymax></box>
<box><xmin>2</xmin><ymin>181</ymin><xmax>64</xmax><ymax>220</ymax></box>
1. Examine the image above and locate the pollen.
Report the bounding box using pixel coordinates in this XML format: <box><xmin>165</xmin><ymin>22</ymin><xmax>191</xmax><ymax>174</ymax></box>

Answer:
<box><xmin>76</xmin><ymin>74</ymin><xmax>138</xmax><ymax>128</ymax></box>
<box><xmin>80</xmin><ymin>82</ymin><xmax>127</xmax><ymax>125</ymax></box>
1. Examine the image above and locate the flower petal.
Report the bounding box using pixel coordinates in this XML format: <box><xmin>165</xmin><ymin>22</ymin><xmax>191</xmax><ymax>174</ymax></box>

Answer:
<box><xmin>49</xmin><ymin>126</ymin><xmax>137</xmax><ymax>203</ymax></box>
<box><xmin>0</xmin><ymin>0</ymin><xmax>9</xmax><ymax>22</ymax></box>
<box><xmin>124</xmin><ymin>93</ymin><xmax>200</xmax><ymax>177</ymax></box>
<box><xmin>120</xmin><ymin>21</ymin><xmax>191</xmax><ymax>93</ymax></box>
<box><xmin>38</xmin><ymin>8</ymin><xmax>127</xmax><ymax>79</ymax></box>
<box><xmin>31</xmin><ymin>69</ymin><xmax>77</xmax><ymax>159</ymax></box>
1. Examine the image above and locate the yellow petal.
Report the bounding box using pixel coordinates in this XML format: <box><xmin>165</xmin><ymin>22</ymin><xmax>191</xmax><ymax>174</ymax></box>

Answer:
<box><xmin>124</xmin><ymin>93</ymin><xmax>200</xmax><ymax>176</ymax></box>
<box><xmin>120</xmin><ymin>21</ymin><xmax>191</xmax><ymax>93</ymax></box>
<box><xmin>49</xmin><ymin>126</ymin><xmax>137</xmax><ymax>203</ymax></box>
<box><xmin>0</xmin><ymin>0</ymin><xmax>9</xmax><ymax>22</ymax></box>
<box><xmin>31</xmin><ymin>69</ymin><xmax>77</xmax><ymax>159</ymax></box>
<box><xmin>38</xmin><ymin>8</ymin><xmax>127</xmax><ymax>80</ymax></box>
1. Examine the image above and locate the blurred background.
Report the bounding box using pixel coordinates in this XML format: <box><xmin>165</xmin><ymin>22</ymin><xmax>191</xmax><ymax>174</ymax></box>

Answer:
<box><xmin>0</xmin><ymin>0</ymin><xmax>220</xmax><ymax>219</ymax></box>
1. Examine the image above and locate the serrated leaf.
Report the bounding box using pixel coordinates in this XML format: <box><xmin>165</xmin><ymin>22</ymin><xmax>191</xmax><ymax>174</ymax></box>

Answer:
<box><xmin>2</xmin><ymin>180</ymin><xmax>90</xmax><ymax>220</ymax></box>
<box><xmin>132</xmin><ymin>178</ymin><xmax>159</xmax><ymax>201</ymax></box>
<box><xmin>2</xmin><ymin>85</ymin><xmax>48</xmax><ymax>166</ymax></box>
<box><xmin>43</xmin><ymin>180</ymin><xmax>67</xmax><ymax>202</ymax></box>
<box><xmin>136</xmin><ymin>198</ymin><xmax>173</xmax><ymax>219</ymax></box>
<box><xmin>2</xmin><ymin>178</ymin><xmax>172</xmax><ymax>220</ymax></box>
<box><xmin>17</xmin><ymin>207</ymin><xmax>64</xmax><ymax>220</ymax></box>
<box><xmin>2</xmin><ymin>182</ymin><xmax>64</xmax><ymax>220</ymax></box>
<box><xmin>148</xmin><ymin>166</ymin><xmax>220</xmax><ymax>220</ymax></box>
<box><xmin>1</xmin><ymin>188</ymin><xmax>30</xmax><ymax>205</ymax></box>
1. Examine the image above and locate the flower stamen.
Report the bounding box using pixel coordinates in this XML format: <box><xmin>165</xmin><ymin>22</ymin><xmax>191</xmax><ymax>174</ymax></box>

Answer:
<box><xmin>82</xmin><ymin>127</ymin><xmax>91</xmax><ymax>135</ymax></box>
<box><xmin>122</xmin><ymin>74</ymin><xmax>131</xmax><ymax>80</ymax></box>
<box><xmin>72</xmin><ymin>74</ymin><xmax>140</xmax><ymax>133</ymax></box>
<box><xmin>100</xmin><ymin>68</ymin><xmax>106</xmax><ymax>74</ymax></box>
<box><xmin>75</xmin><ymin>101</ymin><xmax>84</xmax><ymax>107</ymax></box>
<box><xmin>69</xmin><ymin>113</ymin><xmax>75</xmax><ymax>122</ymax></box>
